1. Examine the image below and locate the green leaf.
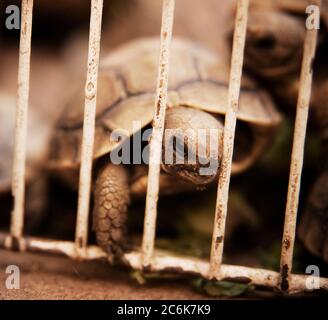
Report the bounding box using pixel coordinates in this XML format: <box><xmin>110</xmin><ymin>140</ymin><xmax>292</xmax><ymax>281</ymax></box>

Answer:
<box><xmin>192</xmin><ymin>278</ymin><xmax>253</xmax><ymax>298</ymax></box>
<box><xmin>129</xmin><ymin>270</ymin><xmax>146</xmax><ymax>285</ymax></box>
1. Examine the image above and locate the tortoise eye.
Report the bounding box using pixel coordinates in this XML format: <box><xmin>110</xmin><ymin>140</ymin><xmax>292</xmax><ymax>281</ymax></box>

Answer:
<box><xmin>254</xmin><ymin>35</ymin><xmax>276</xmax><ymax>49</ymax></box>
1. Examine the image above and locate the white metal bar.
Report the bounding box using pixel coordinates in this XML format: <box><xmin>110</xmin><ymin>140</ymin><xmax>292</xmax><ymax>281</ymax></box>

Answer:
<box><xmin>125</xmin><ymin>250</ymin><xmax>328</xmax><ymax>294</ymax></box>
<box><xmin>9</xmin><ymin>0</ymin><xmax>34</xmax><ymax>250</ymax></box>
<box><xmin>142</xmin><ymin>0</ymin><xmax>175</xmax><ymax>267</ymax></box>
<box><xmin>209</xmin><ymin>0</ymin><xmax>249</xmax><ymax>278</ymax></box>
<box><xmin>75</xmin><ymin>0</ymin><xmax>103</xmax><ymax>257</ymax></box>
<box><xmin>0</xmin><ymin>234</ymin><xmax>106</xmax><ymax>260</ymax></box>
<box><xmin>0</xmin><ymin>232</ymin><xmax>327</xmax><ymax>293</ymax></box>
<box><xmin>279</xmin><ymin>0</ymin><xmax>320</xmax><ymax>292</ymax></box>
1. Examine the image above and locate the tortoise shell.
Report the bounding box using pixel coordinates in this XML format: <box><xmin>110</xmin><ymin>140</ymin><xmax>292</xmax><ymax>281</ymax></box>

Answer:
<box><xmin>50</xmin><ymin>38</ymin><xmax>281</xmax><ymax>170</ymax></box>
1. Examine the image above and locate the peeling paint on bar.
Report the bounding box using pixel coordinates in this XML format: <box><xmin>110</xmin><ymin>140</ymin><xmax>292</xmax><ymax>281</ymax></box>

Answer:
<box><xmin>142</xmin><ymin>0</ymin><xmax>175</xmax><ymax>267</ymax></box>
<box><xmin>209</xmin><ymin>0</ymin><xmax>249</xmax><ymax>279</ymax></box>
<box><xmin>279</xmin><ymin>0</ymin><xmax>321</xmax><ymax>293</ymax></box>
<box><xmin>125</xmin><ymin>250</ymin><xmax>328</xmax><ymax>294</ymax></box>
<box><xmin>0</xmin><ymin>232</ymin><xmax>327</xmax><ymax>293</ymax></box>
<box><xmin>75</xmin><ymin>0</ymin><xmax>104</xmax><ymax>257</ymax></box>
<box><xmin>9</xmin><ymin>0</ymin><xmax>34</xmax><ymax>251</ymax></box>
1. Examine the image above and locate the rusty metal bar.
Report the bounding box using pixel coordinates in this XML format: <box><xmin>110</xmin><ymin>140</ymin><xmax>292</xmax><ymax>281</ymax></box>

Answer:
<box><xmin>8</xmin><ymin>0</ymin><xmax>34</xmax><ymax>251</ymax></box>
<box><xmin>0</xmin><ymin>232</ymin><xmax>327</xmax><ymax>293</ymax></box>
<box><xmin>209</xmin><ymin>0</ymin><xmax>249</xmax><ymax>279</ymax></box>
<box><xmin>125</xmin><ymin>250</ymin><xmax>328</xmax><ymax>294</ymax></box>
<box><xmin>75</xmin><ymin>0</ymin><xmax>104</xmax><ymax>257</ymax></box>
<box><xmin>142</xmin><ymin>0</ymin><xmax>175</xmax><ymax>267</ymax></box>
<box><xmin>279</xmin><ymin>0</ymin><xmax>321</xmax><ymax>293</ymax></box>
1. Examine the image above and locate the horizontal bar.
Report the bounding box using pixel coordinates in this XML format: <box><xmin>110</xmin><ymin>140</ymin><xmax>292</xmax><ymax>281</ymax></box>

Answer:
<box><xmin>126</xmin><ymin>251</ymin><xmax>328</xmax><ymax>294</ymax></box>
<box><xmin>0</xmin><ymin>233</ymin><xmax>106</xmax><ymax>260</ymax></box>
<box><xmin>279</xmin><ymin>0</ymin><xmax>320</xmax><ymax>292</ymax></box>
<box><xmin>209</xmin><ymin>0</ymin><xmax>249</xmax><ymax>278</ymax></box>
<box><xmin>0</xmin><ymin>233</ymin><xmax>327</xmax><ymax>294</ymax></box>
<box><xmin>10</xmin><ymin>0</ymin><xmax>34</xmax><ymax>250</ymax></box>
<box><xmin>142</xmin><ymin>0</ymin><xmax>175</xmax><ymax>266</ymax></box>
<box><xmin>75</xmin><ymin>0</ymin><xmax>104</xmax><ymax>257</ymax></box>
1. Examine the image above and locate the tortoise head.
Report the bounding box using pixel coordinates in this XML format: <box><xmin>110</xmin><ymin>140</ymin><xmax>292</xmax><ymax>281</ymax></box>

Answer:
<box><xmin>243</xmin><ymin>9</ymin><xmax>305</xmax><ymax>79</ymax></box>
<box><xmin>161</xmin><ymin>106</ymin><xmax>224</xmax><ymax>186</ymax></box>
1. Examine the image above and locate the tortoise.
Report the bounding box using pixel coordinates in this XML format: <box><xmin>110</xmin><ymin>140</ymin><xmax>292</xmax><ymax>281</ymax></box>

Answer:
<box><xmin>238</xmin><ymin>0</ymin><xmax>328</xmax><ymax>262</ymax></box>
<box><xmin>242</xmin><ymin>0</ymin><xmax>328</xmax><ymax>104</ymax></box>
<box><xmin>242</xmin><ymin>1</ymin><xmax>324</xmax><ymax>73</ymax></box>
<box><xmin>0</xmin><ymin>92</ymin><xmax>49</xmax><ymax>232</ymax></box>
<box><xmin>49</xmin><ymin>37</ymin><xmax>281</xmax><ymax>260</ymax></box>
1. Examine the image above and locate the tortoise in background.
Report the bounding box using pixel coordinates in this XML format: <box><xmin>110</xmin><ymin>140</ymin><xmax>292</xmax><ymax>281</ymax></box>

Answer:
<box><xmin>0</xmin><ymin>92</ymin><xmax>50</xmax><ymax>232</ymax></box>
<box><xmin>49</xmin><ymin>37</ymin><xmax>281</xmax><ymax>261</ymax></box>
<box><xmin>238</xmin><ymin>0</ymin><xmax>328</xmax><ymax>262</ymax></box>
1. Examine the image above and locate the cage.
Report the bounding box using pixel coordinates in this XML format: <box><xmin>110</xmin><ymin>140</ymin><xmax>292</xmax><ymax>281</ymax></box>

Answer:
<box><xmin>0</xmin><ymin>0</ymin><xmax>327</xmax><ymax>295</ymax></box>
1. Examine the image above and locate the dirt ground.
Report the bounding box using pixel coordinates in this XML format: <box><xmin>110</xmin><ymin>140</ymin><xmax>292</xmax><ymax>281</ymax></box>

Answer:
<box><xmin>0</xmin><ymin>249</ymin><xmax>214</xmax><ymax>300</ymax></box>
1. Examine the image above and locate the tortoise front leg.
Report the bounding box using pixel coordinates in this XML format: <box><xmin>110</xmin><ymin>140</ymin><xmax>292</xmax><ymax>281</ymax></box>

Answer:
<box><xmin>93</xmin><ymin>163</ymin><xmax>130</xmax><ymax>262</ymax></box>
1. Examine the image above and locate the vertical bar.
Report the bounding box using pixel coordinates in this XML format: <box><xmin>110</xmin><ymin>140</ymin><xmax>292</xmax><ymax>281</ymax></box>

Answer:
<box><xmin>75</xmin><ymin>0</ymin><xmax>103</xmax><ymax>257</ymax></box>
<box><xmin>9</xmin><ymin>0</ymin><xmax>34</xmax><ymax>249</ymax></box>
<box><xmin>142</xmin><ymin>0</ymin><xmax>175</xmax><ymax>267</ymax></box>
<box><xmin>209</xmin><ymin>0</ymin><xmax>249</xmax><ymax>279</ymax></box>
<box><xmin>279</xmin><ymin>1</ymin><xmax>320</xmax><ymax>292</ymax></box>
